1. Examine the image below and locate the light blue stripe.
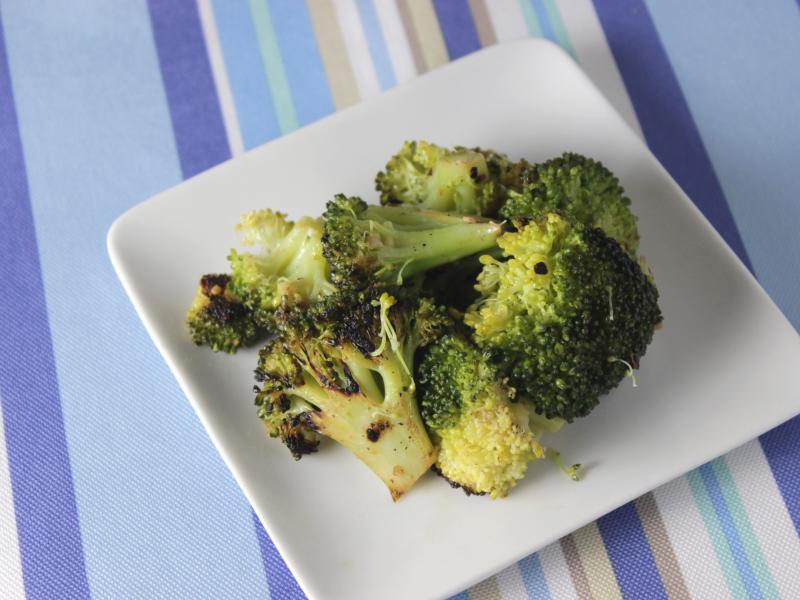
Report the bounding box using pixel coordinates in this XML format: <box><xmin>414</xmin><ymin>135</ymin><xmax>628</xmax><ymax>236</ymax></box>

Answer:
<box><xmin>212</xmin><ymin>0</ymin><xmax>280</xmax><ymax>149</ymax></box>
<box><xmin>686</xmin><ymin>469</ymin><xmax>747</xmax><ymax>598</ymax></box>
<box><xmin>519</xmin><ymin>554</ymin><xmax>552</xmax><ymax>599</ymax></box>
<box><xmin>518</xmin><ymin>0</ymin><xmax>542</xmax><ymax>37</ymax></box>
<box><xmin>1</xmin><ymin>1</ymin><xmax>270</xmax><ymax>597</ymax></box>
<box><xmin>712</xmin><ymin>458</ymin><xmax>780</xmax><ymax>599</ymax></box>
<box><xmin>540</xmin><ymin>0</ymin><xmax>576</xmax><ymax>58</ymax></box>
<box><xmin>355</xmin><ymin>0</ymin><xmax>396</xmax><ymax>90</ymax></box>
<box><xmin>643</xmin><ymin>0</ymin><xmax>800</xmax><ymax>329</ymax></box>
<box><xmin>530</xmin><ymin>0</ymin><xmax>556</xmax><ymax>43</ymax></box>
<box><xmin>698</xmin><ymin>465</ymin><xmax>763</xmax><ymax>598</ymax></box>
<box><xmin>267</xmin><ymin>0</ymin><xmax>334</xmax><ymax>126</ymax></box>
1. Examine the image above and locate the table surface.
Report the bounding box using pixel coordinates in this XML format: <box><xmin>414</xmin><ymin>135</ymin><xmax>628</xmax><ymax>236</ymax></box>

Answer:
<box><xmin>1</xmin><ymin>1</ymin><xmax>798</xmax><ymax>599</ymax></box>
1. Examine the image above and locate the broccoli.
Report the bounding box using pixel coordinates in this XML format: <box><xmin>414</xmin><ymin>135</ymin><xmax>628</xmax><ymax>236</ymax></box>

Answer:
<box><xmin>254</xmin><ymin>289</ymin><xmax>451</xmax><ymax>500</ymax></box>
<box><xmin>321</xmin><ymin>194</ymin><xmax>503</xmax><ymax>290</ymax></box>
<box><xmin>465</xmin><ymin>213</ymin><xmax>661</xmax><ymax>422</ymax></box>
<box><xmin>227</xmin><ymin>209</ymin><xmax>335</xmax><ymax>329</ymax></box>
<box><xmin>375</xmin><ymin>140</ymin><xmax>529</xmax><ymax>216</ymax></box>
<box><xmin>499</xmin><ymin>153</ymin><xmax>640</xmax><ymax>255</ymax></box>
<box><xmin>417</xmin><ymin>334</ymin><xmax>551</xmax><ymax>499</ymax></box>
<box><xmin>186</xmin><ymin>274</ymin><xmax>263</xmax><ymax>353</ymax></box>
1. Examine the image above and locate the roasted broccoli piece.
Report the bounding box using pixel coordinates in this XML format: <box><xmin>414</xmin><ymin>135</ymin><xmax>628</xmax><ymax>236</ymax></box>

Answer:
<box><xmin>465</xmin><ymin>213</ymin><xmax>661</xmax><ymax>422</ymax></box>
<box><xmin>499</xmin><ymin>153</ymin><xmax>639</xmax><ymax>255</ymax></box>
<box><xmin>375</xmin><ymin>140</ymin><xmax>529</xmax><ymax>216</ymax></box>
<box><xmin>321</xmin><ymin>194</ymin><xmax>503</xmax><ymax>290</ymax></box>
<box><xmin>254</xmin><ymin>289</ymin><xmax>452</xmax><ymax>500</ymax></box>
<box><xmin>417</xmin><ymin>334</ymin><xmax>548</xmax><ymax>499</ymax></box>
<box><xmin>186</xmin><ymin>274</ymin><xmax>262</xmax><ymax>353</ymax></box>
<box><xmin>227</xmin><ymin>209</ymin><xmax>334</xmax><ymax>329</ymax></box>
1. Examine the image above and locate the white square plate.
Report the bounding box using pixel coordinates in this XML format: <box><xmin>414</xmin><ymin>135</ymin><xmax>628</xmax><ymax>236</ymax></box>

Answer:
<box><xmin>108</xmin><ymin>40</ymin><xmax>800</xmax><ymax>600</ymax></box>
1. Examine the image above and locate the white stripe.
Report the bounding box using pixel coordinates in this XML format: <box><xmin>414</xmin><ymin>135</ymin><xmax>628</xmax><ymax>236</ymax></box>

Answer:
<box><xmin>0</xmin><ymin>397</ymin><xmax>26</xmax><ymax>600</ymax></box>
<box><xmin>553</xmin><ymin>0</ymin><xmax>643</xmax><ymax>139</ymax></box>
<box><xmin>538</xmin><ymin>541</ymin><xmax>579</xmax><ymax>600</ymax></box>
<box><xmin>494</xmin><ymin>562</ymin><xmax>527</xmax><ymax>599</ymax></box>
<box><xmin>332</xmin><ymin>0</ymin><xmax>382</xmax><ymax>100</ymax></box>
<box><xmin>372</xmin><ymin>0</ymin><xmax>417</xmax><ymax>83</ymax></box>
<box><xmin>726</xmin><ymin>440</ymin><xmax>800</xmax><ymax>599</ymax></box>
<box><xmin>485</xmin><ymin>0</ymin><xmax>529</xmax><ymax>42</ymax></box>
<box><xmin>653</xmin><ymin>476</ymin><xmax>731</xmax><ymax>599</ymax></box>
<box><xmin>197</xmin><ymin>0</ymin><xmax>245</xmax><ymax>156</ymax></box>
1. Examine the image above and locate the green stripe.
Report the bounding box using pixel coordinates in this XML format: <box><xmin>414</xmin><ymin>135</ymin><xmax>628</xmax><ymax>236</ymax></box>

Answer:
<box><xmin>540</xmin><ymin>0</ymin><xmax>576</xmax><ymax>59</ymax></box>
<box><xmin>517</xmin><ymin>0</ymin><xmax>542</xmax><ymax>37</ymax></box>
<box><xmin>248</xmin><ymin>0</ymin><xmax>297</xmax><ymax>133</ymax></box>
<box><xmin>712</xmin><ymin>458</ymin><xmax>780</xmax><ymax>599</ymax></box>
<box><xmin>686</xmin><ymin>470</ymin><xmax>748</xmax><ymax>599</ymax></box>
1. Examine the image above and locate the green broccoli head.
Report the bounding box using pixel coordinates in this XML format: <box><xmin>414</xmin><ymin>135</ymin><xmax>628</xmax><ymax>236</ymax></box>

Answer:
<box><xmin>375</xmin><ymin>140</ymin><xmax>527</xmax><ymax>216</ymax></box>
<box><xmin>186</xmin><ymin>273</ymin><xmax>263</xmax><ymax>353</ymax></box>
<box><xmin>417</xmin><ymin>334</ymin><xmax>547</xmax><ymax>499</ymax></box>
<box><xmin>465</xmin><ymin>213</ymin><xmax>661</xmax><ymax>422</ymax></box>
<box><xmin>499</xmin><ymin>153</ymin><xmax>640</xmax><ymax>255</ymax></box>
<box><xmin>321</xmin><ymin>194</ymin><xmax>503</xmax><ymax>291</ymax></box>
<box><xmin>254</xmin><ymin>288</ymin><xmax>451</xmax><ymax>500</ymax></box>
<box><xmin>227</xmin><ymin>209</ymin><xmax>334</xmax><ymax>329</ymax></box>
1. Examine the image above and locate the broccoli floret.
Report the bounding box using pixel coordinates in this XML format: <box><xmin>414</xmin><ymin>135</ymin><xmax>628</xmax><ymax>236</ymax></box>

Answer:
<box><xmin>227</xmin><ymin>209</ymin><xmax>334</xmax><ymax>329</ymax></box>
<box><xmin>321</xmin><ymin>194</ymin><xmax>503</xmax><ymax>290</ymax></box>
<box><xmin>375</xmin><ymin>140</ymin><xmax>529</xmax><ymax>216</ymax></box>
<box><xmin>465</xmin><ymin>213</ymin><xmax>661</xmax><ymax>422</ymax></box>
<box><xmin>418</xmin><ymin>334</ymin><xmax>550</xmax><ymax>499</ymax></box>
<box><xmin>499</xmin><ymin>153</ymin><xmax>640</xmax><ymax>255</ymax></box>
<box><xmin>254</xmin><ymin>289</ymin><xmax>451</xmax><ymax>500</ymax></box>
<box><xmin>186</xmin><ymin>274</ymin><xmax>262</xmax><ymax>353</ymax></box>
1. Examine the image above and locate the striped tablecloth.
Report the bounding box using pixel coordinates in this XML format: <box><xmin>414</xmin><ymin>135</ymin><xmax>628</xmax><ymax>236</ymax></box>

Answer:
<box><xmin>1</xmin><ymin>1</ymin><xmax>798</xmax><ymax>598</ymax></box>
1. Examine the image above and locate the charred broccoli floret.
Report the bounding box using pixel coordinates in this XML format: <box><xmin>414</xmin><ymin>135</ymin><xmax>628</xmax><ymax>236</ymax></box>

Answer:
<box><xmin>228</xmin><ymin>209</ymin><xmax>334</xmax><ymax>329</ymax></box>
<box><xmin>254</xmin><ymin>289</ymin><xmax>451</xmax><ymax>500</ymax></box>
<box><xmin>465</xmin><ymin>213</ymin><xmax>661</xmax><ymax>422</ymax></box>
<box><xmin>321</xmin><ymin>194</ymin><xmax>503</xmax><ymax>290</ymax></box>
<box><xmin>375</xmin><ymin>140</ymin><xmax>529</xmax><ymax>216</ymax></box>
<box><xmin>418</xmin><ymin>334</ymin><xmax>552</xmax><ymax>499</ymax></box>
<box><xmin>499</xmin><ymin>153</ymin><xmax>639</xmax><ymax>255</ymax></box>
<box><xmin>186</xmin><ymin>274</ymin><xmax>262</xmax><ymax>353</ymax></box>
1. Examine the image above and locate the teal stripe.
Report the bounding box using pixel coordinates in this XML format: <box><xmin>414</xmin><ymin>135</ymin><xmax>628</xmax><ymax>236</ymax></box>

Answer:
<box><xmin>712</xmin><ymin>458</ymin><xmax>780</xmax><ymax>599</ymax></box>
<box><xmin>518</xmin><ymin>0</ymin><xmax>542</xmax><ymax>37</ymax></box>
<box><xmin>248</xmin><ymin>0</ymin><xmax>297</xmax><ymax>133</ymax></box>
<box><xmin>686</xmin><ymin>470</ymin><xmax>748</xmax><ymax>598</ymax></box>
<box><xmin>540</xmin><ymin>0</ymin><xmax>576</xmax><ymax>58</ymax></box>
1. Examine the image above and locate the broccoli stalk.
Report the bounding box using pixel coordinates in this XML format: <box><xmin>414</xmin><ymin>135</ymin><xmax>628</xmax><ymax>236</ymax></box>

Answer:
<box><xmin>228</xmin><ymin>209</ymin><xmax>334</xmax><ymax>328</ymax></box>
<box><xmin>322</xmin><ymin>194</ymin><xmax>503</xmax><ymax>290</ymax></box>
<box><xmin>465</xmin><ymin>212</ymin><xmax>662</xmax><ymax>422</ymax></box>
<box><xmin>186</xmin><ymin>273</ymin><xmax>262</xmax><ymax>353</ymax></box>
<box><xmin>255</xmin><ymin>291</ymin><xmax>451</xmax><ymax>500</ymax></box>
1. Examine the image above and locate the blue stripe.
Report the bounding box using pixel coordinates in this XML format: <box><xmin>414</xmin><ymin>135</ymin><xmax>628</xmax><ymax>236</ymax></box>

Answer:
<box><xmin>642</xmin><ymin>0</ymin><xmax>800</xmax><ymax>329</ymax></box>
<box><xmin>597</xmin><ymin>502</ymin><xmax>668</xmax><ymax>600</ymax></box>
<box><xmin>1</xmin><ymin>1</ymin><xmax>271</xmax><ymax>596</ymax></box>
<box><xmin>355</xmin><ymin>0</ymin><xmax>396</xmax><ymax>89</ymax></box>
<box><xmin>148</xmin><ymin>0</ymin><xmax>230</xmax><ymax>177</ymax></box>
<box><xmin>591</xmin><ymin>0</ymin><xmax>753</xmax><ymax>272</ymax></box>
<box><xmin>519</xmin><ymin>553</ymin><xmax>552</xmax><ymax>599</ymax></box>
<box><xmin>760</xmin><ymin>417</ymin><xmax>800</xmax><ymax>536</ymax></box>
<box><xmin>530</xmin><ymin>0</ymin><xmax>556</xmax><ymax>43</ymax></box>
<box><xmin>0</xmin><ymin>10</ymin><xmax>90</xmax><ymax>599</ymax></box>
<box><xmin>212</xmin><ymin>0</ymin><xmax>281</xmax><ymax>149</ymax></box>
<box><xmin>698</xmin><ymin>463</ymin><xmax>763</xmax><ymax>598</ymax></box>
<box><xmin>448</xmin><ymin>592</ymin><xmax>469</xmax><ymax>600</ymax></box>
<box><xmin>432</xmin><ymin>0</ymin><xmax>481</xmax><ymax>59</ymax></box>
<box><xmin>267</xmin><ymin>0</ymin><xmax>334</xmax><ymax>126</ymax></box>
<box><xmin>253</xmin><ymin>512</ymin><xmax>307</xmax><ymax>599</ymax></box>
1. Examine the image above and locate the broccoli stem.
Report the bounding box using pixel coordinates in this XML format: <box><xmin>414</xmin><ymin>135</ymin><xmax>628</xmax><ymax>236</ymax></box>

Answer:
<box><xmin>376</xmin><ymin>221</ymin><xmax>503</xmax><ymax>281</ymax></box>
